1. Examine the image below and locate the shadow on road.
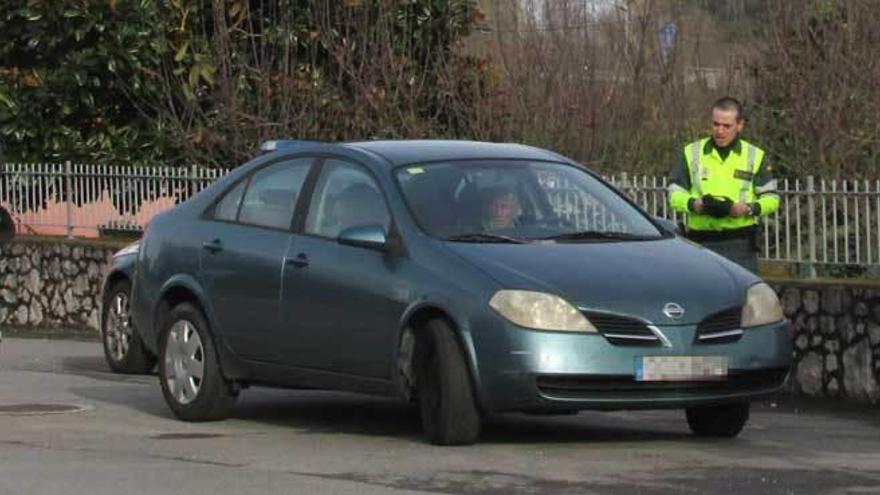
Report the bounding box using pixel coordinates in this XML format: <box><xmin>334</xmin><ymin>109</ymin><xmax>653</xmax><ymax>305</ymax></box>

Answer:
<box><xmin>61</xmin><ymin>355</ymin><xmax>157</xmax><ymax>383</ymax></box>
<box><xmin>208</xmin><ymin>388</ymin><xmax>696</xmax><ymax>444</ymax></box>
<box><xmin>64</xmin><ymin>350</ymin><xmax>879</xmax><ymax>447</ymax></box>
<box><xmin>69</xmin><ymin>373</ymin><xmax>694</xmax><ymax>444</ymax></box>
<box><xmin>225</xmin><ymin>392</ymin><xmax>697</xmax><ymax>444</ymax></box>
<box><xmin>69</xmin><ymin>382</ymin><xmax>170</xmax><ymax>419</ymax></box>
<box><xmin>59</xmin><ymin>350</ymin><xmax>693</xmax><ymax>443</ymax></box>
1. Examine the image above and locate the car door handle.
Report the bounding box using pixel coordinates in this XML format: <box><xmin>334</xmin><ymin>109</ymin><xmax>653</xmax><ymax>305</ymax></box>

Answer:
<box><xmin>201</xmin><ymin>239</ymin><xmax>223</xmax><ymax>254</ymax></box>
<box><xmin>285</xmin><ymin>253</ymin><xmax>309</xmax><ymax>268</ymax></box>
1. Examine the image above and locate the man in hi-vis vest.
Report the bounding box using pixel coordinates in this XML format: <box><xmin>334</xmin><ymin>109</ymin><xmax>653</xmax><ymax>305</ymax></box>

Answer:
<box><xmin>668</xmin><ymin>97</ymin><xmax>780</xmax><ymax>273</ymax></box>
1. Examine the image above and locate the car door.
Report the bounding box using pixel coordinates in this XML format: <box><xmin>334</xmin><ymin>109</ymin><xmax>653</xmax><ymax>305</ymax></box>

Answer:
<box><xmin>279</xmin><ymin>158</ymin><xmax>406</xmax><ymax>377</ymax></box>
<box><xmin>198</xmin><ymin>157</ymin><xmax>314</xmax><ymax>362</ymax></box>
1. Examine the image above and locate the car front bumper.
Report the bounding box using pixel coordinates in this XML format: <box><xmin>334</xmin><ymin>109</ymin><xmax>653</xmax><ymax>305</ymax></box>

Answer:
<box><xmin>471</xmin><ymin>318</ymin><xmax>792</xmax><ymax>413</ymax></box>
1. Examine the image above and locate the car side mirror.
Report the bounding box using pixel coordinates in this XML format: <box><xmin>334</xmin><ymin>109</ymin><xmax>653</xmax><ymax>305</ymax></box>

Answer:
<box><xmin>337</xmin><ymin>224</ymin><xmax>388</xmax><ymax>251</ymax></box>
<box><xmin>654</xmin><ymin>216</ymin><xmax>680</xmax><ymax>235</ymax></box>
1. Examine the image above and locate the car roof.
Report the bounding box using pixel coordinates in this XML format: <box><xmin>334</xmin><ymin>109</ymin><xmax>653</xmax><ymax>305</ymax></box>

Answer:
<box><xmin>338</xmin><ymin>140</ymin><xmax>569</xmax><ymax>167</ymax></box>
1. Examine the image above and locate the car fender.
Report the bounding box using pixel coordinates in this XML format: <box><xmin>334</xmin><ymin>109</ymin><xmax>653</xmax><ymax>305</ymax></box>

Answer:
<box><xmin>101</xmin><ymin>256</ymin><xmax>136</xmax><ymax>298</ymax></box>
<box><xmin>100</xmin><ymin>254</ymin><xmax>137</xmax><ymax>328</ymax></box>
<box><xmin>150</xmin><ymin>274</ymin><xmax>219</xmax><ymax>348</ymax></box>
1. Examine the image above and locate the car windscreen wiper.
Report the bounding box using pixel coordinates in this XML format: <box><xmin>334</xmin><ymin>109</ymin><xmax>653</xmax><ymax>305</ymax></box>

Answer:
<box><xmin>538</xmin><ymin>231</ymin><xmax>657</xmax><ymax>242</ymax></box>
<box><xmin>445</xmin><ymin>233</ymin><xmax>530</xmax><ymax>244</ymax></box>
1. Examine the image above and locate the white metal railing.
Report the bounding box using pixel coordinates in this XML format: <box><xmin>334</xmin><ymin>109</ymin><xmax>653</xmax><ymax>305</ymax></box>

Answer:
<box><xmin>0</xmin><ymin>162</ymin><xmax>228</xmax><ymax>238</ymax></box>
<box><xmin>1</xmin><ymin>163</ymin><xmax>878</xmax><ymax>267</ymax></box>
<box><xmin>609</xmin><ymin>173</ymin><xmax>880</xmax><ymax>267</ymax></box>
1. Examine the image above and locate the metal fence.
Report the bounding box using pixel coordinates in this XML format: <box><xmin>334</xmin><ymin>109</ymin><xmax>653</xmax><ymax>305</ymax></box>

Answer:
<box><xmin>0</xmin><ymin>162</ymin><xmax>227</xmax><ymax>238</ymax></box>
<box><xmin>608</xmin><ymin>173</ymin><xmax>880</xmax><ymax>268</ymax></box>
<box><xmin>1</xmin><ymin>162</ymin><xmax>878</xmax><ymax>268</ymax></box>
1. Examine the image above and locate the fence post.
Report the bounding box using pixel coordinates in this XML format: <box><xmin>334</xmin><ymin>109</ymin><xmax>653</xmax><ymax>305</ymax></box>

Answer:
<box><xmin>620</xmin><ymin>172</ymin><xmax>629</xmax><ymax>198</ymax></box>
<box><xmin>64</xmin><ymin>160</ymin><xmax>73</xmax><ymax>239</ymax></box>
<box><xmin>806</xmin><ymin>175</ymin><xmax>817</xmax><ymax>277</ymax></box>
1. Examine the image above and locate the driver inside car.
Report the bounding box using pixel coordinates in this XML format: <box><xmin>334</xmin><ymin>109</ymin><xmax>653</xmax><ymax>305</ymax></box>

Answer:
<box><xmin>481</xmin><ymin>187</ymin><xmax>522</xmax><ymax>231</ymax></box>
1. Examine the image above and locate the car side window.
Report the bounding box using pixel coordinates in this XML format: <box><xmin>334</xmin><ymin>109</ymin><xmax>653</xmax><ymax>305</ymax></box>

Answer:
<box><xmin>213</xmin><ymin>179</ymin><xmax>247</xmax><ymax>222</ymax></box>
<box><xmin>305</xmin><ymin>160</ymin><xmax>390</xmax><ymax>238</ymax></box>
<box><xmin>236</xmin><ymin>158</ymin><xmax>313</xmax><ymax>230</ymax></box>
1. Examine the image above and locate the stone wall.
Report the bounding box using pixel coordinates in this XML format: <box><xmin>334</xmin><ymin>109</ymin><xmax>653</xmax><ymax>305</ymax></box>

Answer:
<box><xmin>1</xmin><ymin>237</ymin><xmax>879</xmax><ymax>404</ymax></box>
<box><xmin>777</xmin><ymin>282</ymin><xmax>880</xmax><ymax>404</ymax></box>
<box><xmin>0</xmin><ymin>238</ymin><xmax>121</xmax><ymax>331</ymax></box>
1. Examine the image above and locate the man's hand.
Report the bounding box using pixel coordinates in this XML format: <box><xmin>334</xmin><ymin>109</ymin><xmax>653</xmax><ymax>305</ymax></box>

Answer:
<box><xmin>730</xmin><ymin>202</ymin><xmax>752</xmax><ymax>217</ymax></box>
<box><xmin>691</xmin><ymin>198</ymin><xmax>704</xmax><ymax>213</ymax></box>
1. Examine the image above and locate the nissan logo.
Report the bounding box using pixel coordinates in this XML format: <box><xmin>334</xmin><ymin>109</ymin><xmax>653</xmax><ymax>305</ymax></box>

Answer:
<box><xmin>663</xmin><ymin>302</ymin><xmax>685</xmax><ymax>320</ymax></box>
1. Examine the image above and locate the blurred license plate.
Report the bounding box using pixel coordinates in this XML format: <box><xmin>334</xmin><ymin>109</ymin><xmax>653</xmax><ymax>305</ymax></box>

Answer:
<box><xmin>635</xmin><ymin>356</ymin><xmax>727</xmax><ymax>381</ymax></box>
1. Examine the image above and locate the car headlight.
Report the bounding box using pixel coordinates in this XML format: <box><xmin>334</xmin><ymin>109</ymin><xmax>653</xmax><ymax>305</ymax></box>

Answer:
<box><xmin>489</xmin><ymin>290</ymin><xmax>597</xmax><ymax>332</ymax></box>
<box><xmin>741</xmin><ymin>282</ymin><xmax>784</xmax><ymax>328</ymax></box>
<box><xmin>114</xmin><ymin>241</ymin><xmax>140</xmax><ymax>258</ymax></box>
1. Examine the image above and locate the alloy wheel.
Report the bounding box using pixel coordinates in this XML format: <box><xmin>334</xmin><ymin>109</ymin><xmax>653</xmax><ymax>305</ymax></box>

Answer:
<box><xmin>105</xmin><ymin>292</ymin><xmax>132</xmax><ymax>362</ymax></box>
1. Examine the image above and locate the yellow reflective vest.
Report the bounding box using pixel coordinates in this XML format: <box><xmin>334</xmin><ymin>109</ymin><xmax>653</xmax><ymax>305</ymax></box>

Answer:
<box><xmin>668</xmin><ymin>137</ymin><xmax>780</xmax><ymax>233</ymax></box>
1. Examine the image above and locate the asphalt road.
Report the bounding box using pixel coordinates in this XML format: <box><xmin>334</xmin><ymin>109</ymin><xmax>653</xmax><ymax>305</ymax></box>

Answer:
<box><xmin>1</xmin><ymin>336</ymin><xmax>879</xmax><ymax>495</ymax></box>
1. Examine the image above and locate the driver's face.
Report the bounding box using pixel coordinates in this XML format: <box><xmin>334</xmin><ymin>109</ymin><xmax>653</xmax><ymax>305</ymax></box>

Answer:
<box><xmin>487</xmin><ymin>193</ymin><xmax>520</xmax><ymax>227</ymax></box>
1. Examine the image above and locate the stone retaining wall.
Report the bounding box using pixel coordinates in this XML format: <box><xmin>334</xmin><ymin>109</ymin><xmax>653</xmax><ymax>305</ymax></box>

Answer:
<box><xmin>777</xmin><ymin>282</ymin><xmax>880</xmax><ymax>403</ymax></box>
<box><xmin>0</xmin><ymin>238</ymin><xmax>120</xmax><ymax>331</ymax></box>
<box><xmin>0</xmin><ymin>237</ymin><xmax>878</xmax><ymax>404</ymax></box>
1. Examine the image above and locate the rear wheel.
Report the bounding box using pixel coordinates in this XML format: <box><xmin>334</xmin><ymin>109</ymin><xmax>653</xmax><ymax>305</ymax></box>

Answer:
<box><xmin>416</xmin><ymin>319</ymin><xmax>481</xmax><ymax>446</ymax></box>
<box><xmin>101</xmin><ymin>280</ymin><xmax>156</xmax><ymax>374</ymax></box>
<box><xmin>686</xmin><ymin>402</ymin><xmax>750</xmax><ymax>438</ymax></box>
<box><xmin>159</xmin><ymin>303</ymin><xmax>236</xmax><ymax>421</ymax></box>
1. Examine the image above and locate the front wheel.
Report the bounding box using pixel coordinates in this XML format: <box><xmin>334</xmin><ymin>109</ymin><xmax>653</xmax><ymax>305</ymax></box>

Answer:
<box><xmin>416</xmin><ymin>319</ymin><xmax>482</xmax><ymax>446</ymax></box>
<box><xmin>685</xmin><ymin>402</ymin><xmax>750</xmax><ymax>438</ymax></box>
<box><xmin>101</xmin><ymin>280</ymin><xmax>156</xmax><ymax>374</ymax></box>
<box><xmin>158</xmin><ymin>303</ymin><xmax>236</xmax><ymax>421</ymax></box>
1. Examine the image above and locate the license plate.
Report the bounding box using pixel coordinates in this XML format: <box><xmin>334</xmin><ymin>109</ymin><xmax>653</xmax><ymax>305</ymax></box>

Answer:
<box><xmin>635</xmin><ymin>356</ymin><xmax>728</xmax><ymax>382</ymax></box>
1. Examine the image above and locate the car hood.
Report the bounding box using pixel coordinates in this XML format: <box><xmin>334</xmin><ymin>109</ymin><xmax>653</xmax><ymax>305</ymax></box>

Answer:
<box><xmin>443</xmin><ymin>238</ymin><xmax>755</xmax><ymax>325</ymax></box>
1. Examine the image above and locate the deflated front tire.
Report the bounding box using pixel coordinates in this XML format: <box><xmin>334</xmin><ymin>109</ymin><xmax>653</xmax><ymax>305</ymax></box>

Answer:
<box><xmin>416</xmin><ymin>319</ymin><xmax>482</xmax><ymax>446</ymax></box>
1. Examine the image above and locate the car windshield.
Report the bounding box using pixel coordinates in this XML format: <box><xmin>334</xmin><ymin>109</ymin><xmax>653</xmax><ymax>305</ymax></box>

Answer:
<box><xmin>395</xmin><ymin>160</ymin><xmax>663</xmax><ymax>242</ymax></box>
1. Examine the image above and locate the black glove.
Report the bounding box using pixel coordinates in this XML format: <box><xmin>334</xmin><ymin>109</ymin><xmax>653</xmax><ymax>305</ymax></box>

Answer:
<box><xmin>701</xmin><ymin>194</ymin><xmax>733</xmax><ymax>218</ymax></box>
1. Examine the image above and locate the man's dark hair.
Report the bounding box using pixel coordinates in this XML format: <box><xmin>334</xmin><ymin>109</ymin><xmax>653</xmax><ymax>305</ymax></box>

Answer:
<box><xmin>712</xmin><ymin>96</ymin><xmax>744</xmax><ymax>121</ymax></box>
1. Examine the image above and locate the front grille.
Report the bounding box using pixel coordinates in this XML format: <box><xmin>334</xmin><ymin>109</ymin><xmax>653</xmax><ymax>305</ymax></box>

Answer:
<box><xmin>583</xmin><ymin>312</ymin><xmax>661</xmax><ymax>347</ymax></box>
<box><xmin>536</xmin><ymin>368</ymin><xmax>789</xmax><ymax>401</ymax></box>
<box><xmin>695</xmin><ymin>307</ymin><xmax>743</xmax><ymax>344</ymax></box>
